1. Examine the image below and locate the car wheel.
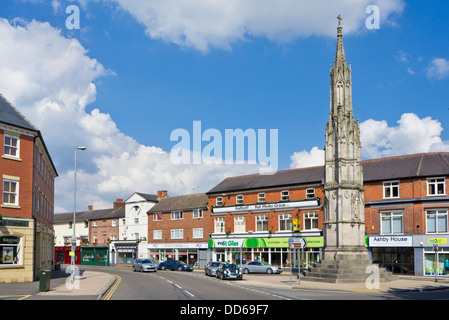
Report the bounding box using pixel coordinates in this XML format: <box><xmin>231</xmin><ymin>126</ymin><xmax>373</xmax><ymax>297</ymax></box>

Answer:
<box><xmin>266</xmin><ymin>268</ymin><xmax>273</xmax><ymax>274</ymax></box>
<box><xmin>178</xmin><ymin>266</ymin><xmax>182</xmax><ymax>271</ymax></box>
<box><xmin>243</xmin><ymin>268</ymin><xmax>249</xmax><ymax>274</ymax></box>
<box><xmin>161</xmin><ymin>266</ymin><xmax>166</xmax><ymax>271</ymax></box>
<box><xmin>220</xmin><ymin>273</ymin><xmax>224</xmax><ymax>280</ymax></box>
<box><xmin>140</xmin><ymin>267</ymin><xmax>143</xmax><ymax>272</ymax></box>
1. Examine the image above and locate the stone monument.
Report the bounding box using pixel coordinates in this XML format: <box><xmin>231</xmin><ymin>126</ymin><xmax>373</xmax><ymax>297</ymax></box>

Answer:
<box><xmin>304</xmin><ymin>16</ymin><xmax>396</xmax><ymax>283</ymax></box>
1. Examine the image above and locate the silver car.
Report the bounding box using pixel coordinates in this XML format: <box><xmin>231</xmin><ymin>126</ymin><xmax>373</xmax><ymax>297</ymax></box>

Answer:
<box><xmin>241</xmin><ymin>261</ymin><xmax>282</xmax><ymax>274</ymax></box>
<box><xmin>204</xmin><ymin>261</ymin><xmax>221</xmax><ymax>276</ymax></box>
<box><xmin>132</xmin><ymin>259</ymin><xmax>158</xmax><ymax>272</ymax></box>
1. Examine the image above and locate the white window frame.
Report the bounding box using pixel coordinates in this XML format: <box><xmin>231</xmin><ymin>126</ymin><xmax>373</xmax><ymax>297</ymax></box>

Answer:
<box><xmin>153</xmin><ymin>230</ymin><xmax>162</xmax><ymax>240</ymax></box>
<box><xmin>427</xmin><ymin>178</ymin><xmax>446</xmax><ymax>196</ymax></box>
<box><xmin>426</xmin><ymin>209</ymin><xmax>448</xmax><ymax>234</ymax></box>
<box><xmin>306</xmin><ymin>188</ymin><xmax>315</xmax><ymax>199</ymax></box>
<box><xmin>279</xmin><ymin>213</ymin><xmax>292</xmax><ymax>231</ymax></box>
<box><xmin>193</xmin><ymin>209</ymin><xmax>203</xmax><ymax>219</ymax></box>
<box><xmin>153</xmin><ymin>212</ymin><xmax>162</xmax><ymax>221</ymax></box>
<box><xmin>216</xmin><ymin>197</ymin><xmax>223</xmax><ymax>206</ymax></box>
<box><xmin>192</xmin><ymin>228</ymin><xmax>203</xmax><ymax>239</ymax></box>
<box><xmin>171</xmin><ymin>229</ymin><xmax>183</xmax><ymax>240</ymax></box>
<box><xmin>380</xmin><ymin>210</ymin><xmax>403</xmax><ymax>235</ymax></box>
<box><xmin>258</xmin><ymin>193</ymin><xmax>266</xmax><ymax>203</ymax></box>
<box><xmin>171</xmin><ymin>210</ymin><xmax>183</xmax><ymax>220</ymax></box>
<box><xmin>256</xmin><ymin>214</ymin><xmax>268</xmax><ymax>232</ymax></box>
<box><xmin>214</xmin><ymin>217</ymin><xmax>225</xmax><ymax>234</ymax></box>
<box><xmin>234</xmin><ymin>216</ymin><xmax>246</xmax><ymax>233</ymax></box>
<box><xmin>3</xmin><ymin>134</ymin><xmax>19</xmax><ymax>158</ymax></box>
<box><xmin>236</xmin><ymin>195</ymin><xmax>244</xmax><ymax>204</ymax></box>
<box><xmin>304</xmin><ymin>211</ymin><xmax>319</xmax><ymax>230</ymax></box>
<box><xmin>281</xmin><ymin>191</ymin><xmax>289</xmax><ymax>201</ymax></box>
<box><xmin>2</xmin><ymin>179</ymin><xmax>19</xmax><ymax>206</ymax></box>
<box><xmin>383</xmin><ymin>181</ymin><xmax>400</xmax><ymax>199</ymax></box>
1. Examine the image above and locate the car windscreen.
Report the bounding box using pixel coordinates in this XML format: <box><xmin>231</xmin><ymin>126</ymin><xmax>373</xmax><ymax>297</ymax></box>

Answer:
<box><xmin>211</xmin><ymin>262</ymin><xmax>220</xmax><ymax>267</ymax></box>
<box><xmin>141</xmin><ymin>259</ymin><xmax>154</xmax><ymax>263</ymax></box>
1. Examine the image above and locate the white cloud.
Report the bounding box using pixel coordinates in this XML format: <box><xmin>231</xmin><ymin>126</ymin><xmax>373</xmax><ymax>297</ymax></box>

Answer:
<box><xmin>0</xmin><ymin>18</ymin><xmax>261</xmax><ymax>212</ymax></box>
<box><xmin>290</xmin><ymin>113</ymin><xmax>449</xmax><ymax>168</ymax></box>
<box><xmin>106</xmin><ymin>0</ymin><xmax>404</xmax><ymax>52</ymax></box>
<box><xmin>427</xmin><ymin>58</ymin><xmax>449</xmax><ymax>80</ymax></box>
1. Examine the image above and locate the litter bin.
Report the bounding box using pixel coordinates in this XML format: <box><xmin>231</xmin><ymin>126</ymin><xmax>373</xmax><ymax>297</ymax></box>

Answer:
<box><xmin>39</xmin><ymin>270</ymin><xmax>51</xmax><ymax>292</ymax></box>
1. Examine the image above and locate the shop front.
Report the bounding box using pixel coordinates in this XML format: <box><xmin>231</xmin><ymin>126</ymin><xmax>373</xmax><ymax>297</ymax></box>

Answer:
<box><xmin>81</xmin><ymin>245</ymin><xmax>109</xmax><ymax>266</ymax></box>
<box><xmin>147</xmin><ymin>242</ymin><xmax>209</xmax><ymax>268</ymax></box>
<box><xmin>209</xmin><ymin>236</ymin><xmax>324</xmax><ymax>269</ymax></box>
<box><xmin>110</xmin><ymin>240</ymin><xmax>139</xmax><ymax>265</ymax></box>
<box><xmin>54</xmin><ymin>246</ymin><xmax>81</xmax><ymax>265</ymax></box>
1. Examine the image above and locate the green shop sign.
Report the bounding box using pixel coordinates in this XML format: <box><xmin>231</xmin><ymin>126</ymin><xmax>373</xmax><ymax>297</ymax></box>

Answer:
<box><xmin>209</xmin><ymin>237</ymin><xmax>323</xmax><ymax>248</ymax></box>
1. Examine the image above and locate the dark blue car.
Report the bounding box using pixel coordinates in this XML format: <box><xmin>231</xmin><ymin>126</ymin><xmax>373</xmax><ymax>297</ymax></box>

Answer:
<box><xmin>158</xmin><ymin>259</ymin><xmax>193</xmax><ymax>271</ymax></box>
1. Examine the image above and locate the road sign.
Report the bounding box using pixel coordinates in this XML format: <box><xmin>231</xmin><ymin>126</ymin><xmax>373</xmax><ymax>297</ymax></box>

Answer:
<box><xmin>289</xmin><ymin>238</ymin><xmax>306</xmax><ymax>248</ymax></box>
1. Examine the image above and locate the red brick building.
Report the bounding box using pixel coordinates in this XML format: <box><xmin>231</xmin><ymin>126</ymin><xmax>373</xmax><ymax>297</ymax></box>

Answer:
<box><xmin>0</xmin><ymin>94</ymin><xmax>58</xmax><ymax>282</ymax></box>
<box><xmin>147</xmin><ymin>193</ymin><xmax>210</xmax><ymax>268</ymax></box>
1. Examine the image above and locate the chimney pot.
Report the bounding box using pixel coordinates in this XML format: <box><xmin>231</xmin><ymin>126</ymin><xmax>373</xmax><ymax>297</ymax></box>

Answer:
<box><xmin>157</xmin><ymin>190</ymin><xmax>168</xmax><ymax>200</ymax></box>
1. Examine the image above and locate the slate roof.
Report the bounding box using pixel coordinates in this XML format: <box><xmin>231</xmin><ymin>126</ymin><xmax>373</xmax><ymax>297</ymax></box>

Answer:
<box><xmin>134</xmin><ymin>192</ymin><xmax>159</xmax><ymax>202</ymax></box>
<box><xmin>147</xmin><ymin>193</ymin><xmax>208</xmax><ymax>213</ymax></box>
<box><xmin>0</xmin><ymin>94</ymin><xmax>38</xmax><ymax>131</ymax></box>
<box><xmin>207</xmin><ymin>153</ymin><xmax>449</xmax><ymax>194</ymax></box>
<box><xmin>54</xmin><ymin>207</ymin><xmax>125</xmax><ymax>223</ymax></box>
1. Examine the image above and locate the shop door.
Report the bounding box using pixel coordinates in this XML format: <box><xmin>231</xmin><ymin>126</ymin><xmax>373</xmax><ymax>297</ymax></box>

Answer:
<box><xmin>216</xmin><ymin>253</ymin><xmax>225</xmax><ymax>262</ymax></box>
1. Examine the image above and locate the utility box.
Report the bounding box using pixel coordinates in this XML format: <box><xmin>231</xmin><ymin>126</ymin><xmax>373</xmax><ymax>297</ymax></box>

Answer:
<box><xmin>39</xmin><ymin>270</ymin><xmax>51</xmax><ymax>292</ymax></box>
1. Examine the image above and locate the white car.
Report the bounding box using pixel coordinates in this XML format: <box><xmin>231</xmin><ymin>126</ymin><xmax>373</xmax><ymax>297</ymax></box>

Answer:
<box><xmin>132</xmin><ymin>259</ymin><xmax>158</xmax><ymax>272</ymax></box>
<box><xmin>241</xmin><ymin>261</ymin><xmax>282</xmax><ymax>274</ymax></box>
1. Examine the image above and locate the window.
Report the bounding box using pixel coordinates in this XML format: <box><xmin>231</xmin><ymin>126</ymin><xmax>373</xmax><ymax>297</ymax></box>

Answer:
<box><xmin>171</xmin><ymin>229</ymin><xmax>183</xmax><ymax>239</ymax></box>
<box><xmin>153</xmin><ymin>230</ymin><xmax>162</xmax><ymax>240</ymax></box>
<box><xmin>306</xmin><ymin>189</ymin><xmax>315</xmax><ymax>199</ymax></box>
<box><xmin>258</xmin><ymin>193</ymin><xmax>266</xmax><ymax>203</ymax></box>
<box><xmin>4</xmin><ymin>134</ymin><xmax>19</xmax><ymax>158</ymax></box>
<box><xmin>193</xmin><ymin>228</ymin><xmax>203</xmax><ymax>239</ymax></box>
<box><xmin>214</xmin><ymin>217</ymin><xmax>225</xmax><ymax>234</ymax></box>
<box><xmin>427</xmin><ymin>178</ymin><xmax>446</xmax><ymax>196</ymax></box>
<box><xmin>236</xmin><ymin>195</ymin><xmax>244</xmax><ymax>204</ymax></box>
<box><xmin>279</xmin><ymin>213</ymin><xmax>292</xmax><ymax>231</ymax></box>
<box><xmin>234</xmin><ymin>216</ymin><xmax>246</xmax><ymax>233</ymax></box>
<box><xmin>256</xmin><ymin>214</ymin><xmax>268</xmax><ymax>232</ymax></box>
<box><xmin>216</xmin><ymin>197</ymin><xmax>223</xmax><ymax>206</ymax></box>
<box><xmin>134</xmin><ymin>218</ymin><xmax>139</xmax><ymax>224</ymax></box>
<box><xmin>426</xmin><ymin>210</ymin><xmax>448</xmax><ymax>234</ymax></box>
<box><xmin>93</xmin><ymin>221</ymin><xmax>98</xmax><ymax>227</ymax></box>
<box><xmin>384</xmin><ymin>181</ymin><xmax>399</xmax><ymax>199</ymax></box>
<box><xmin>381</xmin><ymin>211</ymin><xmax>403</xmax><ymax>234</ymax></box>
<box><xmin>153</xmin><ymin>212</ymin><xmax>162</xmax><ymax>221</ymax></box>
<box><xmin>112</xmin><ymin>219</ymin><xmax>116</xmax><ymax>227</ymax></box>
<box><xmin>193</xmin><ymin>209</ymin><xmax>203</xmax><ymax>219</ymax></box>
<box><xmin>3</xmin><ymin>179</ymin><xmax>18</xmax><ymax>206</ymax></box>
<box><xmin>171</xmin><ymin>211</ymin><xmax>183</xmax><ymax>220</ymax></box>
<box><xmin>304</xmin><ymin>212</ymin><xmax>318</xmax><ymax>230</ymax></box>
<box><xmin>281</xmin><ymin>191</ymin><xmax>289</xmax><ymax>201</ymax></box>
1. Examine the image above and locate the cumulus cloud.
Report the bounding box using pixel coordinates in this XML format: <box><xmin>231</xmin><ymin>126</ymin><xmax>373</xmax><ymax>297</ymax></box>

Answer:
<box><xmin>290</xmin><ymin>113</ymin><xmax>449</xmax><ymax>168</ymax></box>
<box><xmin>0</xmin><ymin>18</ymin><xmax>261</xmax><ymax>212</ymax></box>
<box><xmin>106</xmin><ymin>0</ymin><xmax>404</xmax><ymax>52</ymax></box>
<box><xmin>427</xmin><ymin>58</ymin><xmax>449</xmax><ymax>80</ymax></box>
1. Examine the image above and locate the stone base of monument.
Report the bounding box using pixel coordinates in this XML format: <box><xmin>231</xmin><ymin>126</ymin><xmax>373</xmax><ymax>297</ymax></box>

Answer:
<box><xmin>303</xmin><ymin>252</ymin><xmax>398</xmax><ymax>284</ymax></box>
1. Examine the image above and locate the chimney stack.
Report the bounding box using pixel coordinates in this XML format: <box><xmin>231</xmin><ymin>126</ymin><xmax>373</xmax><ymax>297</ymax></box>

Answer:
<box><xmin>88</xmin><ymin>203</ymin><xmax>93</xmax><ymax>212</ymax></box>
<box><xmin>157</xmin><ymin>190</ymin><xmax>168</xmax><ymax>200</ymax></box>
<box><xmin>114</xmin><ymin>198</ymin><xmax>125</xmax><ymax>210</ymax></box>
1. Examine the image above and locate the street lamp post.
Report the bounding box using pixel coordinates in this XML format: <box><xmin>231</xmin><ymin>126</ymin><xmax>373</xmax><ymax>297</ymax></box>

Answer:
<box><xmin>71</xmin><ymin>146</ymin><xmax>86</xmax><ymax>282</ymax></box>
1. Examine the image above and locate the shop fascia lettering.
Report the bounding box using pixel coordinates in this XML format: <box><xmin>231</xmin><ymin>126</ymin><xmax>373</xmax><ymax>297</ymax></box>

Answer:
<box><xmin>212</xmin><ymin>199</ymin><xmax>319</xmax><ymax>214</ymax></box>
<box><xmin>369</xmin><ymin>236</ymin><xmax>412</xmax><ymax>247</ymax></box>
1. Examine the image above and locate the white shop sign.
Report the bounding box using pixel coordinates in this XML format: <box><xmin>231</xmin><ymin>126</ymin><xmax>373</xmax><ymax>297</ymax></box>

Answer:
<box><xmin>212</xmin><ymin>199</ymin><xmax>319</xmax><ymax>214</ymax></box>
<box><xmin>369</xmin><ymin>236</ymin><xmax>413</xmax><ymax>247</ymax></box>
<box><xmin>148</xmin><ymin>243</ymin><xmax>208</xmax><ymax>249</ymax></box>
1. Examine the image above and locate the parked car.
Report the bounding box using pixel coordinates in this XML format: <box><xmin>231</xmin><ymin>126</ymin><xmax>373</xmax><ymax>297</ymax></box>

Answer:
<box><xmin>241</xmin><ymin>261</ymin><xmax>282</xmax><ymax>274</ymax></box>
<box><xmin>132</xmin><ymin>259</ymin><xmax>158</xmax><ymax>272</ymax></box>
<box><xmin>204</xmin><ymin>261</ymin><xmax>221</xmax><ymax>276</ymax></box>
<box><xmin>216</xmin><ymin>262</ymin><xmax>242</xmax><ymax>280</ymax></box>
<box><xmin>158</xmin><ymin>259</ymin><xmax>193</xmax><ymax>271</ymax></box>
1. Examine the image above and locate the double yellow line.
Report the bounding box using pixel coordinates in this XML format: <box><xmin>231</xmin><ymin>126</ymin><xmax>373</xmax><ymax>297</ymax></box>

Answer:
<box><xmin>102</xmin><ymin>274</ymin><xmax>121</xmax><ymax>300</ymax></box>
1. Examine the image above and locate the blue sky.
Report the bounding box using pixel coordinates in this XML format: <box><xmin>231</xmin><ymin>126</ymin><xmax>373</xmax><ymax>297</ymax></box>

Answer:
<box><xmin>0</xmin><ymin>0</ymin><xmax>448</xmax><ymax>211</ymax></box>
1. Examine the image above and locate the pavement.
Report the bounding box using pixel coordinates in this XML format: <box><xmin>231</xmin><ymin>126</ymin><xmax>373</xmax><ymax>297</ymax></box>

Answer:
<box><xmin>1</xmin><ymin>266</ymin><xmax>449</xmax><ymax>300</ymax></box>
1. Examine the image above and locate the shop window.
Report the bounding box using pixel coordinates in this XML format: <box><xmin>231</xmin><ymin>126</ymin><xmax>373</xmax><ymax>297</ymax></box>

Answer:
<box><xmin>279</xmin><ymin>213</ymin><xmax>292</xmax><ymax>231</ymax></box>
<box><xmin>304</xmin><ymin>211</ymin><xmax>318</xmax><ymax>230</ymax></box>
<box><xmin>3</xmin><ymin>134</ymin><xmax>19</xmax><ymax>158</ymax></box>
<box><xmin>383</xmin><ymin>181</ymin><xmax>399</xmax><ymax>199</ymax></box>
<box><xmin>0</xmin><ymin>236</ymin><xmax>22</xmax><ymax>265</ymax></box>
<box><xmin>256</xmin><ymin>214</ymin><xmax>268</xmax><ymax>232</ymax></box>
<box><xmin>234</xmin><ymin>216</ymin><xmax>246</xmax><ymax>233</ymax></box>
<box><xmin>426</xmin><ymin>209</ymin><xmax>448</xmax><ymax>234</ymax></box>
<box><xmin>214</xmin><ymin>217</ymin><xmax>225</xmax><ymax>234</ymax></box>
<box><xmin>381</xmin><ymin>211</ymin><xmax>403</xmax><ymax>234</ymax></box>
<box><xmin>2</xmin><ymin>179</ymin><xmax>19</xmax><ymax>206</ymax></box>
<box><xmin>281</xmin><ymin>191</ymin><xmax>289</xmax><ymax>201</ymax></box>
<box><xmin>258</xmin><ymin>193</ymin><xmax>266</xmax><ymax>203</ymax></box>
<box><xmin>193</xmin><ymin>209</ymin><xmax>203</xmax><ymax>219</ymax></box>
<box><xmin>427</xmin><ymin>178</ymin><xmax>446</xmax><ymax>196</ymax></box>
<box><xmin>236</xmin><ymin>195</ymin><xmax>244</xmax><ymax>204</ymax></box>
